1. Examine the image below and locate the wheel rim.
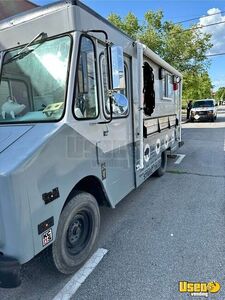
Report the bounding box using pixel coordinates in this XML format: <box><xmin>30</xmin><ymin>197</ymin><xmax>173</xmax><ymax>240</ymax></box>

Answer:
<box><xmin>66</xmin><ymin>211</ymin><xmax>92</xmax><ymax>256</ymax></box>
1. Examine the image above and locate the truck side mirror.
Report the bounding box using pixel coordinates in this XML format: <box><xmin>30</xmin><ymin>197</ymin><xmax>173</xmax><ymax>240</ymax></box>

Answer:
<box><xmin>111</xmin><ymin>46</ymin><xmax>125</xmax><ymax>90</ymax></box>
<box><xmin>112</xmin><ymin>93</ymin><xmax>128</xmax><ymax>116</ymax></box>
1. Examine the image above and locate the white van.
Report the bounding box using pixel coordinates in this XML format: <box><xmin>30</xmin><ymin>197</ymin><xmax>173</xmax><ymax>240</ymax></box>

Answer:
<box><xmin>190</xmin><ymin>99</ymin><xmax>217</xmax><ymax>122</ymax></box>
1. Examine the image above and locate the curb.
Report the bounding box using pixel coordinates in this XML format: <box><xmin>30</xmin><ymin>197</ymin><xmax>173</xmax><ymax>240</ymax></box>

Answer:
<box><xmin>181</xmin><ymin>119</ymin><xmax>189</xmax><ymax>124</ymax></box>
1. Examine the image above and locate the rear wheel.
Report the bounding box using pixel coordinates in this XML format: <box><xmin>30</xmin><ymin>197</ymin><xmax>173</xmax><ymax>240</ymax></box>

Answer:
<box><xmin>51</xmin><ymin>192</ymin><xmax>100</xmax><ymax>274</ymax></box>
<box><xmin>154</xmin><ymin>151</ymin><xmax>167</xmax><ymax>177</ymax></box>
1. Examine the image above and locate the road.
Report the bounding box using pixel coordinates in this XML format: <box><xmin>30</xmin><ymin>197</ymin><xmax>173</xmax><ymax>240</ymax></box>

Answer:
<box><xmin>1</xmin><ymin>107</ymin><xmax>225</xmax><ymax>300</ymax></box>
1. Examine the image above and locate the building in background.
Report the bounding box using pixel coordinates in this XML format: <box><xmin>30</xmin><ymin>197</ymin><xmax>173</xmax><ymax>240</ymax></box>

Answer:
<box><xmin>0</xmin><ymin>0</ymin><xmax>38</xmax><ymax>21</ymax></box>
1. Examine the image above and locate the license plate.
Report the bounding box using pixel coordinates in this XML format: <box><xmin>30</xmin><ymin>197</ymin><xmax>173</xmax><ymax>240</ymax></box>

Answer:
<box><xmin>42</xmin><ymin>228</ymin><xmax>53</xmax><ymax>247</ymax></box>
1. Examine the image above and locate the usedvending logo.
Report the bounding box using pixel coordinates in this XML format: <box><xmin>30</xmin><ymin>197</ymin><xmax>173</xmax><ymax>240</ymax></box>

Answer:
<box><xmin>179</xmin><ymin>281</ymin><xmax>221</xmax><ymax>297</ymax></box>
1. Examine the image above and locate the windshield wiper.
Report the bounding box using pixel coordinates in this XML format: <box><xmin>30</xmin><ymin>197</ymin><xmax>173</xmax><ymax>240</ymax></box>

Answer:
<box><xmin>4</xmin><ymin>32</ymin><xmax>47</xmax><ymax>65</ymax></box>
<box><xmin>4</xmin><ymin>49</ymin><xmax>34</xmax><ymax>65</ymax></box>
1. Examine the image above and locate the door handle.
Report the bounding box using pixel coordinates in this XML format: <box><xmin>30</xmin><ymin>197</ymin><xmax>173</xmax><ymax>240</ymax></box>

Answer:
<box><xmin>103</xmin><ymin>129</ymin><xmax>109</xmax><ymax>136</ymax></box>
<box><xmin>103</xmin><ymin>125</ymin><xmax>109</xmax><ymax>136</ymax></box>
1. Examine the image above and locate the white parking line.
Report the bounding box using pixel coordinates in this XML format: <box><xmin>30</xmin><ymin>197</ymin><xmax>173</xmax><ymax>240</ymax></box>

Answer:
<box><xmin>53</xmin><ymin>248</ymin><xmax>108</xmax><ymax>300</ymax></box>
<box><xmin>174</xmin><ymin>154</ymin><xmax>186</xmax><ymax>165</ymax></box>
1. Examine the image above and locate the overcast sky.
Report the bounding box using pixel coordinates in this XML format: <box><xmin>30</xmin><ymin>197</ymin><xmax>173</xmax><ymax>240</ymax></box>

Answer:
<box><xmin>33</xmin><ymin>0</ymin><xmax>225</xmax><ymax>90</ymax></box>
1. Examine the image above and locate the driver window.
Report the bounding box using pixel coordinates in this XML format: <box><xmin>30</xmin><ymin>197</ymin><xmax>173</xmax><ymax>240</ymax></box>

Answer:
<box><xmin>74</xmin><ymin>36</ymin><xmax>98</xmax><ymax>119</ymax></box>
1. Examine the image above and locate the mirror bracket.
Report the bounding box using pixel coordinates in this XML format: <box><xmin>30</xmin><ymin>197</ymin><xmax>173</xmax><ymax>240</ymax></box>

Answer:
<box><xmin>107</xmin><ymin>89</ymin><xmax>121</xmax><ymax>97</ymax></box>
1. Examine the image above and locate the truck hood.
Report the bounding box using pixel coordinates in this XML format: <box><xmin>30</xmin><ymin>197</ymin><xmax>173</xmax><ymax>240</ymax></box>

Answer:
<box><xmin>191</xmin><ymin>107</ymin><xmax>215</xmax><ymax>112</ymax></box>
<box><xmin>0</xmin><ymin>125</ymin><xmax>33</xmax><ymax>153</ymax></box>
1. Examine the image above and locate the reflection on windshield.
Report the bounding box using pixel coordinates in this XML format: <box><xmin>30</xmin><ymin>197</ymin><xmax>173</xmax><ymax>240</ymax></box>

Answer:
<box><xmin>0</xmin><ymin>36</ymin><xmax>71</xmax><ymax>123</ymax></box>
<box><xmin>193</xmin><ymin>100</ymin><xmax>214</xmax><ymax>108</ymax></box>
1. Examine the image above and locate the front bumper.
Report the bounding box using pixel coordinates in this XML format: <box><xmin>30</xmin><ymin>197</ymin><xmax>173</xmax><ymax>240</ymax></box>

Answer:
<box><xmin>191</xmin><ymin>112</ymin><xmax>215</xmax><ymax>121</ymax></box>
<box><xmin>0</xmin><ymin>254</ymin><xmax>21</xmax><ymax>288</ymax></box>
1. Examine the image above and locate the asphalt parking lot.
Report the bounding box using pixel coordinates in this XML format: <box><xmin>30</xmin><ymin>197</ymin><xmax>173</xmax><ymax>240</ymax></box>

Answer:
<box><xmin>0</xmin><ymin>108</ymin><xmax>225</xmax><ymax>300</ymax></box>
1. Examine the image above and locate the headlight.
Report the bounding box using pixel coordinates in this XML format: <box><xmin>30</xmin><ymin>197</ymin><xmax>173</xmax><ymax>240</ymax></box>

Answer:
<box><xmin>191</xmin><ymin>110</ymin><xmax>195</xmax><ymax>114</ymax></box>
<box><xmin>208</xmin><ymin>110</ymin><xmax>213</xmax><ymax>113</ymax></box>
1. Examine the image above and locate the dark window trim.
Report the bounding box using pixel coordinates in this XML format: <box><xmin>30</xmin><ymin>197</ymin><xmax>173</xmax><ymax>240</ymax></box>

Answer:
<box><xmin>72</xmin><ymin>33</ymin><xmax>100</xmax><ymax>121</ymax></box>
<box><xmin>0</xmin><ymin>33</ymin><xmax>73</xmax><ymax>125</ymax></box>
<box><xmin>99</xmin><ymin>51</ymin><xmax>130</xmax><ymax>120</ymax></box>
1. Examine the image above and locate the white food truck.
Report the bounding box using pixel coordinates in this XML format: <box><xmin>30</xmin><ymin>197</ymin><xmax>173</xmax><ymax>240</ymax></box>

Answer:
<box><xmin>0</xmin><ymin>0</ymin><xmax>182</xmax><ymax>287</ymax></box>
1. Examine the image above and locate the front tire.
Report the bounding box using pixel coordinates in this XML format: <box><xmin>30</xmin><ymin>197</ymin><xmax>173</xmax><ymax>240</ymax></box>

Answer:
<box><xmin>51</xmin><ymin>192</ymin><xmax>100</xmax><ymax>274</ymax></box>
<box><xmin>154</xmin><ymin>151</ymin><xmax>167</xmax><ymax>177</ymax></box>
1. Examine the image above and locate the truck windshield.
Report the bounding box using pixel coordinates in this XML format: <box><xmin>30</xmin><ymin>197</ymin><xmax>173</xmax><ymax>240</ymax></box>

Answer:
<box><xmin>193</xmin><ymin>100</ymin><xmax>214</xmax><ymax>108</ymax></box>
<box><xmin>0</xmin><ymin>35</ymin><xmax>71</xmax><ymax>123</ymax></box>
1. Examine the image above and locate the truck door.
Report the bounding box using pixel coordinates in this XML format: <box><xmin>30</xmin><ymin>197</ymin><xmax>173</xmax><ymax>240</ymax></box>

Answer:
<box><xmin>98</xmin><ymin>48</ymin><xmax>135</xmax><ymax>206</ymax></box>
<box><xmin>73</xmin><ymin>35</ymin><xmax>135</xmax><ymax>207</ymax></box>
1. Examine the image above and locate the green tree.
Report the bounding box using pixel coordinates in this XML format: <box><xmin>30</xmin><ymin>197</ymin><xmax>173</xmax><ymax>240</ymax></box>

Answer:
<box><xmin>182</xmin><ymin>72</ymin><xmax>212</xmax><ymax>101</ymax></box>
<box><xmin>215</xmin><ymin>87</ymin><xmax>225</xmax><ymax>101</ymax></box>
<box><xmin>140</xmin><ymin>11</ymin><xmax>164</xmax><ymax>53</ymax></box>
<box><xmin>108</xmin><ymin>10</ymin><xmax>213</xmax><ymax>100</ymax></box>
<box><xmin>108</xmin><ymin>12</ymin><xmax>141</xmax><ymax>39</ymax></box>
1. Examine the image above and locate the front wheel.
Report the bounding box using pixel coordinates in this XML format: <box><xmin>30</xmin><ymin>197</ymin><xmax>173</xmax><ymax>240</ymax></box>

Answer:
<box><xmin>154</xmin><ymin>151</ymin><xmax>167</xmax><ymax>177</ymax></box>
<box><xmin>51</xmin><ymin>192</ymin><xmax>100</xmax><ymax>274</ymax></box>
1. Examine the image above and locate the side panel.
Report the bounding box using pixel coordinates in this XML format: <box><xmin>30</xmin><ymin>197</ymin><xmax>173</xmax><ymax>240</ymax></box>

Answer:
<box><xmin>20</xmin><ymin>125</ymin><xmax>103</xmax><ymax>262</ymax></box>
<box><xmin>134</xmin><ymin>55</ymin><xmax>181</xmax><ymax>187</ymax></box>
<box><xmin>0</xmin><ymin>175</ymin><xmax>34</xmax><ymax>262</ymax></box>
<box><xmin>0</xmin><ymin>123</ymin><xmax>109</xmax><ymax>263</ymax></box>
<box><xmin>135</xmin><ymin>127</ymin><xmax>177</xmax><ymax>187</ymax></box>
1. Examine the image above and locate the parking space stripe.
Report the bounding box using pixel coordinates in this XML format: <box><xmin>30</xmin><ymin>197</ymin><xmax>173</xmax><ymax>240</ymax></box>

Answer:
<box><xmin>174</xmin><ymin>154</ymin><xmax>186</xmax><ymax>165</ymax></box>
<box><xmin>52</xmin><ymin>248</ymin><xmax>108</xmax><ymax>300</ymax></box>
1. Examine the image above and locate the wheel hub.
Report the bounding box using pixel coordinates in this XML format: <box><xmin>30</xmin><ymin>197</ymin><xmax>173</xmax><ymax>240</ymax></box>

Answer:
<box><xmin>66</xmin><ymin>211</ymin><xmax>91</xmax><ymax>255</ymax></box>
<box><xmin>68</xmin><ymin>219</ymin><xmax>83</xmax><ymax>244</ymax></box>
